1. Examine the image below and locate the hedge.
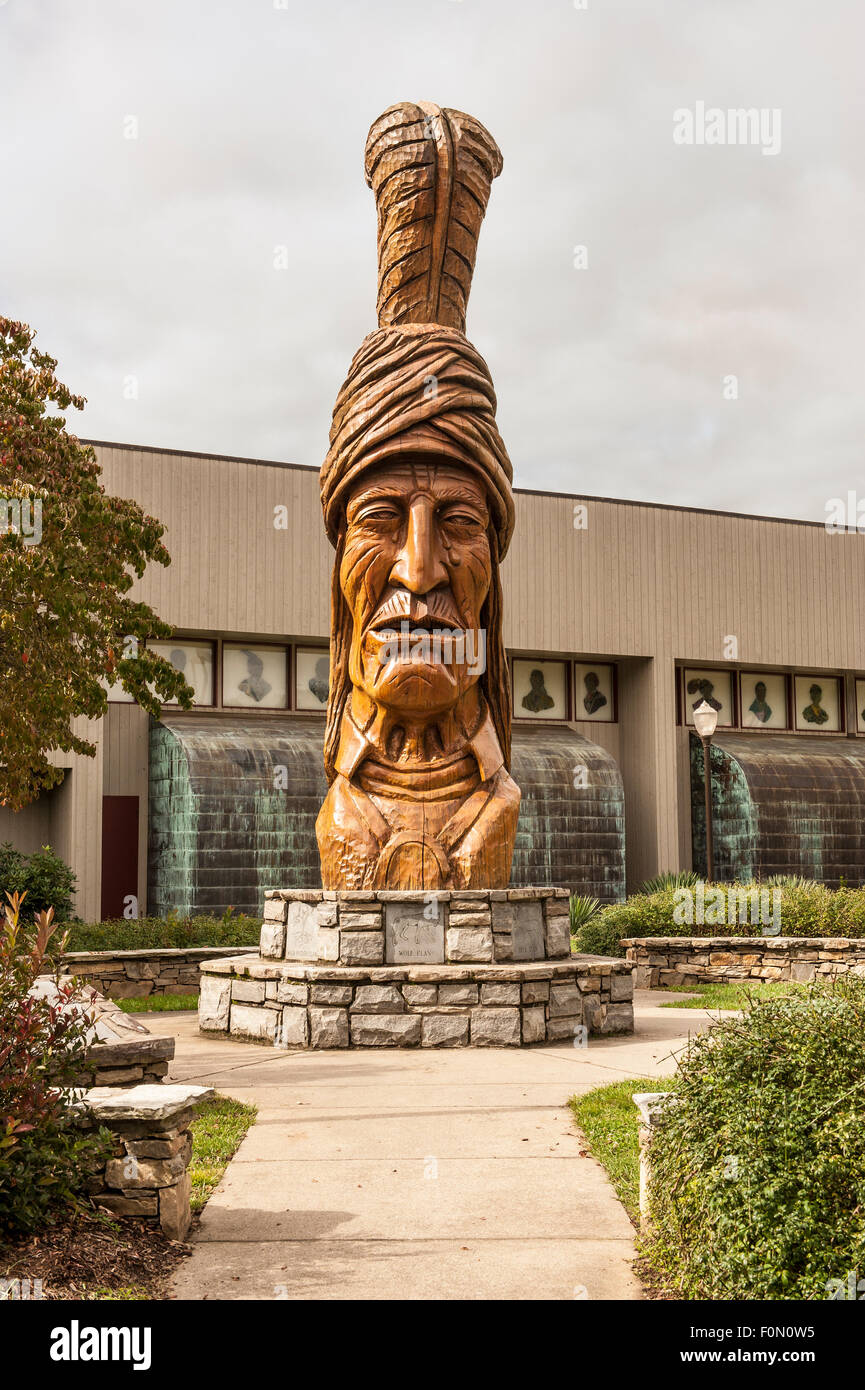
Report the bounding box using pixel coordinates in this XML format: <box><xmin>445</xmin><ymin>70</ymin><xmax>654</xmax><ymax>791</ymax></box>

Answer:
<box><xmin>61</xmin><ymin>915</ymin><xmax>260</xmax><ymax>953</ymax></box>
<box><xmin>573</xmin><ymin>882</ymin><xmax>865</xmax><ymax>956</ymax></box>
<box><xmin>644</xmin><ymin>976</ymin><xmax>865</xmax><ymax>1299</ymax></box>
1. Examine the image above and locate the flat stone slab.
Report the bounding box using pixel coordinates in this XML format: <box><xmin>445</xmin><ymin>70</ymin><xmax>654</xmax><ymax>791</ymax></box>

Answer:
<box><xmin>80</xmin><ymin>1083</ymin><xmax>215</xmax><ymax>1122</ymax></box>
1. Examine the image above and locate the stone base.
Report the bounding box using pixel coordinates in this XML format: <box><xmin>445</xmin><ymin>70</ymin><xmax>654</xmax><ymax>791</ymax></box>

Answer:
<box><xmin>198</xmin><ymin>953</ymin><xmax>634</xmax><ymax>1048</ymax></box>
<box><xmin>260</xmin><ymin>887</ymin><xmax>572</xmax><ymax>967</ymax></box>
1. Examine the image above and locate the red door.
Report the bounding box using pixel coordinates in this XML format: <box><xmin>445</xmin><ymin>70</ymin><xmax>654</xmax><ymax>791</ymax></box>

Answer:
<box><xmin>101</xmin><ymin>796</ymin><xmax>139</xmax><ymax>920</ymax></box>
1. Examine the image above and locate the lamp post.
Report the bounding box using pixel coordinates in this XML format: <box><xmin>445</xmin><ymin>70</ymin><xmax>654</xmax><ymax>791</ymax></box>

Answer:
<box><xmin>693</xmin><ymin>699</ymin><xmax>719</xmax><ymax>883</ymax></box>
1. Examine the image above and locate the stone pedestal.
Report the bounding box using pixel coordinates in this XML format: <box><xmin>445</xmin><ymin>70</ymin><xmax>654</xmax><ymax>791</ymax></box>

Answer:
<box><xmin>76</xmin><ymin>1083</ymin><xmax>214</xmax><ymax>1240</ymax></box>
<box><xmin>259</xmin><ymin>888</ymin><xmax>572</xmax><ymax>967</ymax></box>
<box><xmin>199</xmin><ymin>889</ymin><xmax>635</xmax><ymax>1049</ymax></box>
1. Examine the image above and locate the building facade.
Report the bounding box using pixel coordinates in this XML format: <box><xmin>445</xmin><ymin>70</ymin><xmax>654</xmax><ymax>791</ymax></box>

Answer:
<box><xmin>3</xmin><ymin>440</ymin><xmax>864</xmax><ymax>921</ymax></box>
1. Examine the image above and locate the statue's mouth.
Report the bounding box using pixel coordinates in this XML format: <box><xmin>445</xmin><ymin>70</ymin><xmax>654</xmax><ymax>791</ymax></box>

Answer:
<box><xmin>372</xmin><ymin>616</ymin><xmax>465</xmax><ymax>642</ymax></box>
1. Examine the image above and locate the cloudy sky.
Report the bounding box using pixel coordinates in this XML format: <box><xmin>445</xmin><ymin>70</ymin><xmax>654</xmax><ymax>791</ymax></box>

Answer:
<box><xmin>2</xmin><ymin>0</ymin><xmax>863</xmax><ymax>522</ymax></box>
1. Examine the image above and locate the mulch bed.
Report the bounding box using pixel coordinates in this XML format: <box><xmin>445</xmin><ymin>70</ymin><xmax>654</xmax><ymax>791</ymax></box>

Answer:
<box><xmin>0</xmin><ymin>1204</ymin><xmax>194</xmax><ymax>1300</ymax></box>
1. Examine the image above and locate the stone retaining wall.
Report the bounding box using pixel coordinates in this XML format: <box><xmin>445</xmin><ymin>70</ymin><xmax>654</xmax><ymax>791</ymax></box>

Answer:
<box><xmin>62</xmin><ymin>946</ymin><xmax>252</xmax><ymax>1000</ymax></box>
<box><xmin>622</xmin><ymin>936</ymin><xmax>865</xmax><ymax>989</ymax></box>
<box><xmin>199</xmin><ymin>953</ymin><xmax>634</xmax><ymax>1047</ymax></box>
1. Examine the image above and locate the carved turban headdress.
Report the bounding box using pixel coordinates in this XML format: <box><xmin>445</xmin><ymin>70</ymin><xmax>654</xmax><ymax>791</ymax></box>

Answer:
<box><xmin>320</xmin><ymin>101</ymin><xmax>515</xmax><ymax>556</ymax></box>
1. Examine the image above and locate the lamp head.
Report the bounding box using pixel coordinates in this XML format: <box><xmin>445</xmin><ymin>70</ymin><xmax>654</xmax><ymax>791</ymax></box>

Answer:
<box><xmin>693</xmin><ymin>699</ymin><xmax>719</xmax><ymax>739</ymax></box>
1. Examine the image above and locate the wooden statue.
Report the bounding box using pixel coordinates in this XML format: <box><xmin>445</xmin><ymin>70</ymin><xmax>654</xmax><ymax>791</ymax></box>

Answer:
<box><xmin>316</xmin><ymin>101</ymin><xmax>520</xmax><ymax>890</ymax></box>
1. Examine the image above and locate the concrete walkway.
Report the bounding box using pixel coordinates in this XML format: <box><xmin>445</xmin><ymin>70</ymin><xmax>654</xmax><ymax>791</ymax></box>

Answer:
<box><xmin>160</xmin><ymin>991</ymin><xmax>713</xmax><ymax>1301</ymax></box>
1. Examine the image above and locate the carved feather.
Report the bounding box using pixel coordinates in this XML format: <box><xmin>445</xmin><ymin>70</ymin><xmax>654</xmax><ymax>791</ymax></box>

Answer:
<box><xmin>364</xmin><ymin>101</ymin><xmax>503</xmax><ymax>332</ymax></box>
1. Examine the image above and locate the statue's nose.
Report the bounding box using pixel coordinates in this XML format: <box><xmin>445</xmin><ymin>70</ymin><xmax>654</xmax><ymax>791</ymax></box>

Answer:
<box><xmin>389</xmin><ymin>498</ymin><xmax>449</xmax><ymax>595</ymax></box>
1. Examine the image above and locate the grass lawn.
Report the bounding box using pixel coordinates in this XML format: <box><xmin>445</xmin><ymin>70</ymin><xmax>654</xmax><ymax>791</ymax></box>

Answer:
<box><xmin>657</xmin><ymin>979</ymin><xmax>806</xmax><ymax>1010</ymax></box>
<box><xmin>189</xmin><ymin>1095</ymin><xmax>257</xmax><ymax>1213</ymax></box>
<box><xmin>570</xmin><ymin>1077</ymin><xmax>677</xmax><ymax>1224</ymax></box>
<box><xmin>118</xmin><ymin>993</ymin><xmax>199</xmax><ymax>1013</ymax></box>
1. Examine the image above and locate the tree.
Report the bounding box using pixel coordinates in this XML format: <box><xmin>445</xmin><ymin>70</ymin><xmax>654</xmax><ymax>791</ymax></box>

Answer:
<box><xmin>0</xmin><ymin>317</ymin><xmax>192</xmax><ymax>809</ymax></box>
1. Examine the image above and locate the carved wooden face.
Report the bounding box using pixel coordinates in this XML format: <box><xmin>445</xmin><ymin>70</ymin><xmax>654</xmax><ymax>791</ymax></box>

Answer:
<box><xmin>340</xmin><ymin>460</ymin><xmax>492</xmax><ymax>718</ymax></box>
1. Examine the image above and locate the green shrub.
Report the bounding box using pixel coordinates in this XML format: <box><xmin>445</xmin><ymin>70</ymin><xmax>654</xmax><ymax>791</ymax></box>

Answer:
<box><xmin>0</xmin><ymin>894</ymin><xmax>111</xmax><ymax>1236</ymax></box>
<box><xmin>63</xmin><ymin>914</ymin><xmax>260</xmax><ymax>952</ymax></box>
<box><xmin>573</xmin><ymin>912</ymin><xmax>626</xmax><ymax>957</ymax></box>
<box><xmin>639</xmin><ymin>869</ymin><xmax>698</xmax><ymax>895</ymax></box>
<box><xmin>568</xmin><ymin>894</ymin><xmax>600</xmax><ymax>934</ymax></box>
<box><xmin>645</xmin><ymin>976</ymin><xmax>865</xmax><ymax>1299</ymax></box>
<box><xmin>605</xmin><ymin>880</ymin><xmax>865</xmax><ymax>941</ymax></box>
<box><xmin>0</xmin><ymin>842</ymin><xmax>76</xmax><ymax>922</ymax></box>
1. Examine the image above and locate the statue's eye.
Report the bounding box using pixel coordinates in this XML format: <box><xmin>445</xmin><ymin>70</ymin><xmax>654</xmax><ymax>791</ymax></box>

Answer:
<box><xmin>357</xmin><ymin>504</ymin><xmax>401</xmax><ymax>524</ymax></box>
<box><xmin>441</xmin><ymin>509</ymin><xmax>482</xmax><ymax>528</ymax></box>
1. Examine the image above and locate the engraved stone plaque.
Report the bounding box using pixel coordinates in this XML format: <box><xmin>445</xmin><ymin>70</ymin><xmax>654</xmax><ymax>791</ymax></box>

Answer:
<box><xmin>284</xmin><ymin>900</ymin><xmax>327</xmax><ymax>961</ymax></box>
<box><xmin>508</xmin><ymin>901</ymin><xmax>545</xmax><ymax>960</ymax></box>
<box><xmin>385</xmin><ymin>902</ymin><xmax>446</xmax><ymax>964</ymax></box>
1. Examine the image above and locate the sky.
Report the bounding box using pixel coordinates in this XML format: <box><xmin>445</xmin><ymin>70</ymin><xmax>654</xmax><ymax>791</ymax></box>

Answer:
<box><xmin>2</xmin><ymin>0</ymin><xmax>863</xmax><ymax>522</ymax></box>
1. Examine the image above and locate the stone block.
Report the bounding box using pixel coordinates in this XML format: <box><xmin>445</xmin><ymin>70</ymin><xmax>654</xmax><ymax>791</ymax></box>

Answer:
<box><xmin>199</xmin><ymin>976</ymin><xmax>231</xmax><ymax>1031</ymax></box>
<box><xmin>231</xmin><ymin>979</ymin><xmax>266</xmax><ymax>1004</ymax></box>
<box><xmin>93</xmin><ymin>1066</ymin><xmax>144</xmax><ymax>1086</ymax></box>
<box><xmin>600</xmin><ymin>1003</ymin><xmax>634</xmax><ymax>1035</ymax></box>
<box><xmin>470</xmin><ymin>1007</ymin><xmax>520</xmax><ymax>1046</ymax></box>
<box><xmin>403</xmin><ymin>984</ymin><xmax>438</xmax><ymax>1006</ymax></box>
<box><xmin>308</xmin><ymin>1007</ymin><xmax>349</xmax><ymax>1049</ymax></box>
<box><xmin>546</xmin><ymin>1015</ymin><xmax>581</xmax><ymax>1040</ymax></box>
<box><xmin>480</xmin><ymin>982</ymin><xmax>520</xmax><ymax>1007</ymax></box>
<box><xmin>277</xmin><ymin>981</ymin><xmax>309</xmax><ymax>1005</ymax></box>
<box><xmin>340</xmin><ymin>932</ymin><xmax>384</xmax><ymax>965</ymax></box>
<box><xmin>582</xmin><ymin>997</ymin><xmax>604</xmax><ymax>1033</ymax></box>
<box><xmin>263</xmin><ymin>897</ymin><xmax>288</xmax><ymax>924</ymax></box>
<box><xmin>106</xmin><ymin>1152</ymin><xmax>186</xmax><ymax>1190</ymax></box>
<box><xmin>385</xmin><ymin>903</ymin><xmax>446</xmax><ymax>964</ymax></box>
<box><xmin>230</xmin><ymin>1004</ymin><xmax>277</xmax><ymax>1042</ymax></box>
<box><xmin>446</xmin><ymin>927</ymin><xmax>493</xmax><ymax>963</ymax></box>
<box><xmin>549</xmin><ymin>982</ymin><xmax>580</xmax><ymax>1017</ymax></box>
<box><xmin>349</xmin><ymin>1014</ymin><xmax>421</xmax><ymax>1047</ymax></box>
<box><xmin>421</xmin><ymin>1014</ymin><xmax>469</xmax><ymax>1047</ymax></box>
<box><xmin>273</xmin><ymin>1006</ymin><xmax>306</xmax><ymax>1047</ymax></box>
<box><xmin>126</xmin><ymin>1132</ymin><xmax>191</xmax><ymax>1161</ymax></box>
<box><xmin>338</xmin><ymin>911</ymin><xmax>383</xmax><ymax>930</ymax></box>
<box><xmin>259</xmin><ymin>921</ymin><xmax>286</xmax><ymax>959</ymax></box>
<box><xmin>438</xmin><ymin>982</ymin><xmax>478</xmax><ymax>1006</ymax></box>
<box><xmin>94</xmin><ymin>1191</ymin><xmax>159</xmax><ymax>1218</ymax></box>
<box><xmin>544</xmin><ymin>918</ymin><xmax>571</xmax><ymax>959</ymax></box>
<box><xmin>544</xmin><ymin>899</ymin><xmax>570</xmax><ymax>917</ymax></box>
<box><xmin>521</xmin><ymin>1006</ymin><xmax>546</xmax><ymax>1043</ymax></box>
<box><xmin>310</xmin><ymin>984</ymin><xmax>353</xmax><ymax>1006</ymax></box>
<box><xmin>447</xmin><ymin>910</ymin><xmax>492</xmax><ymax>928</ymax></box>
<box><xmin>350</xmin><ymin>984</ymin><xmax>404</xmax><ymax>1013</ymax></box>
<box><xmin>159</xmin><ymin>1170</ymin><xmax>192</xmax><ymax>1241</ymax></box>
<box><xmin>610</xmin><ymin>972</ymin><xmax>634</xmax><ymax>1001</ymax></box>
<box><xmin>521</xmin><ymin>980</ymin><xmax>550</xmax><ymax>1004</ymax></box>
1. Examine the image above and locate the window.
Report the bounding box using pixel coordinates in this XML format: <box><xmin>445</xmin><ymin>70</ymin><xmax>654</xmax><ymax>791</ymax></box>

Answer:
<box><xmin>222</xmin><ymin>643</ymin><xmax>288</xmax><ymax>709</ymax></box>
<box><xmin>574</xmin><ymin>662</ymin><xmax>615</xmax><ymax>721</ymax></box>
<box><xmin>794</xmin><ymin>675</ymin><xmax>842</xmax><ymax>732</ymax></box>
<box><xmin>512</xmin><ymin>659</ymin><xmax>569</xmax><ymax>720</ymax></box>
<box><xmin>148</xmin><ymin>640</ymin><xmax>215</xmax><ymax>706</ymax></box>
<box><xmin>682</xmin><ymin>668</ymin><xmax>734</xmax><ymax>728</ymax></box>
<box><xmin>295</xmin><ymin>647</ymin><xmax>330</xmax><ymax>711</ymax></box>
